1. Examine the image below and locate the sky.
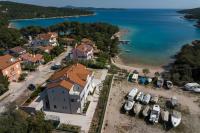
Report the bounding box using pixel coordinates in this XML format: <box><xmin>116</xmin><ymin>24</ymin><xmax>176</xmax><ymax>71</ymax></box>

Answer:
<box><xmin>3</xmin><ymin>0</ymin><xmax>200</xmax><ymax>9</ymax></box>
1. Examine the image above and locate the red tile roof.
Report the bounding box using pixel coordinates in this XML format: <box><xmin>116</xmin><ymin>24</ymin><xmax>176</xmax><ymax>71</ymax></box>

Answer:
<box><xmin>76</xmin><ymin>43</ymin><xmax>93</xmax><ymax>53</ymax></box>
<box><xmin>49</xmin><ymin>63</ymin><xmax>92</xmax><ymax>89</ymax></box>
<box><xmin>9</xmin><ymin>46</ymin><xmax>26</xmax><ymax>54</ymax></box>
<box><xmin>47</xmin><ymin>80</ymin><xmax>74</xmax><ymax>91</ymax></box>
<box><xmin>20</xmin><ymin>53</ymin><xmax>43</xmax><ymax>63</ymax></box>
<box><xmin>38</xmin><ymin>32</ymin><xmax>58</xmax><ymax>40</ymax></box>
<box><xmin>0</xmin><ymin>54</ymin><xmax>19</xmax><ymax>70</ymax></box>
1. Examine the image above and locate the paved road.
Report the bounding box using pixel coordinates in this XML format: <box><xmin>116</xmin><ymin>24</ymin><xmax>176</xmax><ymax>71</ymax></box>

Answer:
<box><xmin>0</xmin><ymin>46</ymin><xmax>72</xmax><ymax>112</ymax></box>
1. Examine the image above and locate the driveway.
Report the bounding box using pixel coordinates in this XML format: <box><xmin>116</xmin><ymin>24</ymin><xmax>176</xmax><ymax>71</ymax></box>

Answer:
<box><xmin>0</xmin><ymin>46</ymin><xmax>72</xmax><ymax>112</ymax></box>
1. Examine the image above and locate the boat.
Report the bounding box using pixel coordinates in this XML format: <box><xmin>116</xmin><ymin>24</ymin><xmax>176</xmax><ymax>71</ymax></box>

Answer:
<box><xmin>142</xmin><ymin>93</ymin><xmax>151</xmax><ymax>104</ymax></box>
<box><xmin>142</xmin><ymin>105</ymin><xmax>150</xmax><ymax>117</ymax></box>
<box><xmin>149</xmin><ymin>105</ymin><xmax>160</xmax><ymax>123</ymax></box>
<box><xmin>157</xmin><ymin>77</ymin><xmax>164</xmax><ymax>88</ymax></box>
<box><xmin>166</xmin><ymin>81</ymin><xmax>173</xmax><ymax>89</ymax></box>
<box><xmin>124</xmin><ymin>100</ymin><xmax>135</xmax><ymax>112</ymax></box>
<box><xmin>127</xmin><ymin>88</ymin><xmax>138</xmax><ymax>101</ymax></box>
<box><xmin>170</xmin><ymin>96</ymin><xmax>178</xmax><ymax>108</ymax></box>
<box><xmin>133</xmin><ymin>103</ymin><xmax>142</xmax><ymax>115</ymax></box>
<box><xmin>171</xmin><ymin>110</ymin><xmax>181</xmax><ymax>127</ymax></box>
<box><xmin>150</xmin><ymin>95</ymin><xmax>159</xmax><ymax>104</ymax></box>
<box><xmin>161</xmin><ymin>110</ymin><xmax>169</xmax><ymax>122</ymax></box>
<box><xmin>136</xmin><ymin>91</ymin><xmax>144</xmax><ymax>102</ymax></box>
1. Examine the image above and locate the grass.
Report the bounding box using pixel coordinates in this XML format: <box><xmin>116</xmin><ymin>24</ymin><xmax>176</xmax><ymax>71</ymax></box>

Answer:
<box><xmin>83</xmin><ymin>101</ymin><xmax>90</xmax><ymax>114</ymax></box>
<box><xmin>23</xmin><ymin>86</ymin><xmax>45</xmax><ymax>106</ymax></box>
<box><xmin>89</xmin><ymin>75</ymin><xmax>113</xmax><ymax>133</ymax></box>
<box><xmin>57</xmin><ymin>124</ymin><xmax>81</xmax><ymax>133</ymax></box>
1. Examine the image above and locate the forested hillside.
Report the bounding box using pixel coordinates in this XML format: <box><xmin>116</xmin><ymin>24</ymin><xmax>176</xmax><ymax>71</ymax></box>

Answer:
<box><xmin>178</xmin><ymin>8</ymin><xmax>200</xmax><ymax>27</ymax></box>
<box><xmin>0</xmin><ymin>1</ymin><xmax>93</xmax><ymax>20</ymax></box>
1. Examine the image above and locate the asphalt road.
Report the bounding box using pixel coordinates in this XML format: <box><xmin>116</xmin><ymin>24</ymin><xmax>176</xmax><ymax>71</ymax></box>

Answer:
<box><xmin>0</xmin><ymin>46</ymin><xmax>72</xmax><ymax>112</ymax></box>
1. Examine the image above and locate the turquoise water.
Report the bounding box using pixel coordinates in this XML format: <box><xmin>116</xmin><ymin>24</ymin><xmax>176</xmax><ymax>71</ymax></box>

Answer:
<box><xmin>11</xmin><ymin>9</ymin><xmax>200</xmax><ymax>66</ymax></box>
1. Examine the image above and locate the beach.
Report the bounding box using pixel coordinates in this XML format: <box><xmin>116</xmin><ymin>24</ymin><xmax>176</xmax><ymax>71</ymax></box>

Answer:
<box><xmin>111</xmin><ymin>56</ymin><xmax>164</xmax><ymax>77</ymax></box>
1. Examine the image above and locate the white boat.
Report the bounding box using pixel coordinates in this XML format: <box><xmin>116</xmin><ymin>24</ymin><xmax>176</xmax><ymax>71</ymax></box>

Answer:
<box><xmin>149</xmin><ymin>105</ymin><xmax>160</xmax><ymax>123</ymax></box>
<box><xmin>150</xmin><ymin>95</ymin><xmax>159</xmax><ymax>104</ymax></box>
<box><xmin>142</xmin><ymin>93</ymin><xmax>151</xmax><ymax>104</ymax></box>
<box><xmin>136</xmin><ymin>91</ymin><xmax>144</xmax><ymax>102</ymax></box>
<box><xmin>166</xmin><ymin>81</ymin><xmax>173</xmax><ymax>89</ymax></box>
<box><xmin>161</xmin><ymin>110</ymin><xmax>169</xmax><ymax>122</ymax></box>
<box><xmin>171</xmin><ymin>110</ymin><xmax>181</xmax><ymax>127</ymax></box>
<box><xmin>157</xmin><ymin>77</ymin><xmax>164</xmax><ymax>88</ymax></box>
<box><xmin>133</xmin><ymin>103</ymin><xmax>142</xmax><ymax>115</ymax></box>
<box><xmin>142</xmin><ymin>105</ymin><xmax>150</xmax><ymax>117</ymax></box>
<box><xmin>124</xmin><ymin>100</ymin><xmax>135</xmax><ymax>112</ymax></box>
<box><xmin>127</xmin><ymin>88</ymin><xmax>138</xmax><ymax>101</ymax></box>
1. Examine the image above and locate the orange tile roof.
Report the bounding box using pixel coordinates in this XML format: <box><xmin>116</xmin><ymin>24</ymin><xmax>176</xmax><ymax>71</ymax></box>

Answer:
<box><xmin>49</xmin><ymin>63</ymin><xmax>92</xmax><ymax>88</ymax></box>
<box><xmin>47</xmin><ymin>80</ymin><xmax>74</xmax><ymax>91</ymax></box>
<box><xmin>9</xmin><ymin>46</ymin><xmax>26</xmax><ymax>54</ymax></box>
<box><xmin>76</xmin><ymin>43</ymin><xmax>93</xmax><ymax>53</ymax></box>
<box><xmin>38</xmin><ymin>46</ymin><xmax>54</xmax><ymax>52</ymax></box>
<box><xmin>38</xmin><ymin>32</ymin><xmax>58</xmax><ymax>40</ymax></box>
<box><xmin>0</xmin><ymin>54</ymin><xmax>19</xmax><ymax>70</ymax></box>
<box><xmin>20</xmin><ymin>53</ymin><xmax>43</xmax><ymax>63</ymax></box>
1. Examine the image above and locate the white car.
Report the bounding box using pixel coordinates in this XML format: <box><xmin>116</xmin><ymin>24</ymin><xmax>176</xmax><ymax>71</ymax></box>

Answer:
<box><xmin>124</xmin><ymin>100</ymin><xmax>135</xmax><ymax>112</ymax></box>
<box><xmin>127</xmin><ymin>88</ymin><xmax>138</xmax><ymax>101</ymax></box>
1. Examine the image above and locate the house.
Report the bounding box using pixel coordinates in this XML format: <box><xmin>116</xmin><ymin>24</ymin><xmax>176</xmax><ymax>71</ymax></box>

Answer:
<box><xmin>0</xmin><ymin>54</ymin><xmax>22</xmax><ymax>81</ymax></box>
<box><xmin>62</xmin><ymin>37</ymin><xmax>76</xmax><ymax>46</ymax></box>
<box><xmin>32</xmin><ymin>32</ymin><xmax>58</xmax><ymax>47</ymax></box>
<box><xmin>45</xmin><ymin>63</ymin><xmax>94</xmax><ymax>114</ymax></box>
<box><xmin>20</xmin><ymin>53</ymin><xmax>44</xmax><ymax>65</ymax></box>
<box><xmin>38</xmin><ymin>46</ymin><xmax>54</xmax><ymax>53</ymax></box>
<box><xmin>81</xmin><ymin>38</ymin><xmax>100</xmax><ymax>54</ymax></box>
<box><xmin>9</xmin><ymin>46</ymin><xmax>26</xmax><ymax>56</ymax></box>
<box><xmin>72</xmin><ymin>43</ymin><xmax>94</xmax><ymax>60</ymax></box>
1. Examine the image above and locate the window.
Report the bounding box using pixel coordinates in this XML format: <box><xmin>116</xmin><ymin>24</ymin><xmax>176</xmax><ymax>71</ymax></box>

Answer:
<box><xmin>62</xmin><ymin>91</ymin><xmax>65</xmax><ymax>94</ymax></box>
<box><xmin>52</xmin><ymin>90</ymin><xmax>54</xmax><ymax>93</ymax></box>
<box><xmin>54</xmin><ymin>105</ymin><xmax>57</xmax><ymax>109</ymax></box>
<box><xmin>71</xmin><ymin>99</ymin><xmax>75</xmax><ymax>102</ymax></box>
<box><xmin>64</xmin><ymin>98</ymin><xmax>65</xmax><ymax>101</ymax></box>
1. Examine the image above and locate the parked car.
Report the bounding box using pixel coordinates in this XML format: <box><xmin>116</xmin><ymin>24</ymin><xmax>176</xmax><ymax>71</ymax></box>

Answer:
<box><xmin>51</xmin><ymin>63</ymin><xmax>61</xmax><ymax>70</ymax></box>
<box><xmin>28</xmin><ymin>84</ymin><xmax>36</xmax><ymax>91</ymax></box>
<box><xmin>142</xmin><ymin>93</ymin><xmax>151</xmax><ymax>104</ymax></box>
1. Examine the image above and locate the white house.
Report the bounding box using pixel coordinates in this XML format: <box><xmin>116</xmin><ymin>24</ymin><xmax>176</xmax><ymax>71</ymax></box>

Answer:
<box><xmin>72</xmin><ymin>43</ymin><xmax>94</xmax><ymax>60</ymax></box>
<box><xmin>45</xmin><ymin>63</ymin><xmax>94</xmax><ymax>114</ymax></box>
<box><xmin>32</xmin><ymin>32</ymin><xmax>59</xmax><ymax>47</ymax></box>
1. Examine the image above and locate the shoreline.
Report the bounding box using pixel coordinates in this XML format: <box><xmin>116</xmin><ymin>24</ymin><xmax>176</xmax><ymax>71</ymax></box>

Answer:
<box><xmin>9</xmin><ymin>13</ymin><xmax>96</xmax><ymax>29</ymax></box>
<box><xmin>10</xmin><ymin>13</ymin><xmax>95</xmax><ymax>21</ymax></box>
<box><xmin>111</xmin><ymin>56</ymin><xmax>164</xmax><ymax>77</ymax></box>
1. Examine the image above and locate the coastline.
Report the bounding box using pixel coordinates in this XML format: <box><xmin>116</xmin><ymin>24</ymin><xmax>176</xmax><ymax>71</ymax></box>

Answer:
<box><xmin>10</xmin><ymin>14</ymin><xmax>95</xmax><ymax>22</ymax></box>
<box><xmin>9</xmin><ymin>13</ymin><xmax>96</xmax><ymax>29</ymax></box>
<box><xmin>111</xmin><ymin>56</ymin><xmax>164</xmax><ymax>77</ymax></box>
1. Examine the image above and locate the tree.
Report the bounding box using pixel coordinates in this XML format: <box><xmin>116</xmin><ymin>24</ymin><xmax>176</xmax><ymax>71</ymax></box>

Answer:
<box><xmin>154</xmin><ymin>72</ymin><xmax>160</xmax><ymax>78</ymax></box>
<box><xmin>143</xmin><ymin>68</ymin><xmax>150</xmax><ymax>77</ymax></box>
<box><xmin>0</xmin><ymin>76</ymin><xmax>10</xmax><ymax>89</ymax></box>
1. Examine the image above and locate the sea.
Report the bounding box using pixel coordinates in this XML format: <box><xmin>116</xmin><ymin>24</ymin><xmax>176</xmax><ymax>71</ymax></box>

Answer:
<box><xmin>10</xmin><ymin>9</ymin><xmax>200</xmax><ymax>66</ymax></box>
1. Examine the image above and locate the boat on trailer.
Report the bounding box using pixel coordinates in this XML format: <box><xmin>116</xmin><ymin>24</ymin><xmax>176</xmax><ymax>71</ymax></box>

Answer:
<box><xmin>171</xmin><ymin>110</ymin><xmax>181</xmax><ymax>127</ymax></box>
<box><xmin>124</xmin><ymin>100</ymin><xmax>135</xmax><ymax>112</ymax></box>
<box><xmin>142</xmin><ymin>105</ymin><xmax>150</xmax><ymax>117</ymax></box>
<box><xmin>149</xmin><ymin>105</ymin><xmax>160</xmax><ymax>123</ymax></box>
<box><xmin>133</xmin><ymin>103</ymin><xmax>142</xmax><ymax>115</ymax></box>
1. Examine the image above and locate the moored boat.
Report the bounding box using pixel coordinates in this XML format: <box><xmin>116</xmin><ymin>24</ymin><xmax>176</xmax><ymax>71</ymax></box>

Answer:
<box><xmin>142</xmin><ymin>105</ymin><xmax>150</xmax><ymax>117</ymax></box>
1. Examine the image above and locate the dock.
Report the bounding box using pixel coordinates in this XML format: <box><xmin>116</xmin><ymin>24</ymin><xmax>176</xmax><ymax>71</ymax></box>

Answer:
<box><xmin>119</xmin><ymin>40</ymin><xmax>131</xmax><ymax>45</ymax></box>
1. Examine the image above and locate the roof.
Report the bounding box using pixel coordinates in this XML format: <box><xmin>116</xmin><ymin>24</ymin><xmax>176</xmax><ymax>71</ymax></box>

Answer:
<box><xmin>81</xmin><ymin>38</ymin><xmax>93</xmax><ymax>44</ymax></box>
<box><xmin>0</xmin><ymin>54</ymin><xmax>19</xmax><ymax>70</ymax></box>
<box><xmin>20</xmin><ymin>53</ymin><xmax>43</xmax><ymax>63</ymax></box>
<box><xmin>47</xmin><ymin>80</ymin><xmax>74</xmax><ymax>91</ymax></box>
<box><xmin>10</xmin><ymin>46</ymin><xmax>26</xmax><ymax>54</ymax></box>
<box><xmin>49</xmin><ymin>63</ymin><xmax>92</xmax><ymax>88</ymax></box>
<box><xmin>38</xmin><ymin>46</ymin><xmax>54</xmax><ymax>52</ymax></box>
<box><xmin>76</xmin><ymin>43</ymin><xmax>93</xmax><ymax>53</ymax></box>
<box><xmin>38</xmin><ymin>32</ymin><xmax>58</xmax><ymax>40</ymax></box>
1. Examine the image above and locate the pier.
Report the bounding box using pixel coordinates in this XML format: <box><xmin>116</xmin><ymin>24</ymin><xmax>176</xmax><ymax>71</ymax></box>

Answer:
<box><xmin>119</xmin><ymin>40</ymin><xmax>131</xmax><ymax>45</ymax></box>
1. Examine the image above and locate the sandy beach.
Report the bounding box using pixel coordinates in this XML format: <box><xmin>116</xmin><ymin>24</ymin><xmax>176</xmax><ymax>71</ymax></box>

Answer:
<box><xmin>111</xmin><ymin>56</ymin><xmax>164</xmax><ymax>77</ymax></box>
